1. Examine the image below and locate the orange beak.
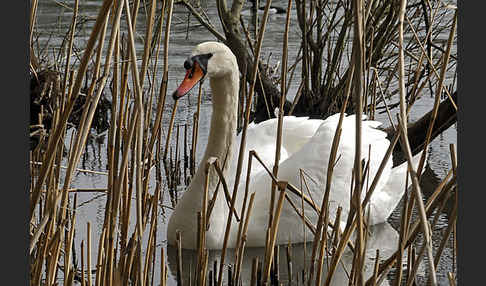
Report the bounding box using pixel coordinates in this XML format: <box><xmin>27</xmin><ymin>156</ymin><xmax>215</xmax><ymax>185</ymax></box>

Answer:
<box><xmin>172</xmin><ymin>62</ymin><xmax>205</xmax><ymax>100</ymax></box>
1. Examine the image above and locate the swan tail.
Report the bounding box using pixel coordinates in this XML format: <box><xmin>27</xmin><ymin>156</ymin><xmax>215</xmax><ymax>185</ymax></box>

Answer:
<box><xmin>368</xmin><ymin>150</ymin><xmax>426</xmax><ymax>224</ymax></box>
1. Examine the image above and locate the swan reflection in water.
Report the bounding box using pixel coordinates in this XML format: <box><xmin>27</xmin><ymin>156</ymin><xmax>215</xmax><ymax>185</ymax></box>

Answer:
<box><xmin>166</xmin><ymin>222</ymin><xmax>416</xmax><ymax>285</ymax></box>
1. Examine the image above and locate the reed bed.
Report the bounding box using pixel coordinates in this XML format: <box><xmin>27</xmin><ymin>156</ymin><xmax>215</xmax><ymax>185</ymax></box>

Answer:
<box><xmin>29</xmin><ymin>0</ymin><xmax>457</xmax><ymax>285</ymax></box>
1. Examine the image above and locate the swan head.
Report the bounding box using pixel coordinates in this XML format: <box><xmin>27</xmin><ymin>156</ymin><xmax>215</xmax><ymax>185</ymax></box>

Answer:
<box><xmin>173</xmin><ymin>41</ymin><xmax>238</xmax><ymax>100</ymax></box>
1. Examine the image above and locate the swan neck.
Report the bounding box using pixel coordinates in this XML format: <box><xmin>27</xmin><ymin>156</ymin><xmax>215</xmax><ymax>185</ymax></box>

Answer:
<box><xmin>201</xmin><ymin>73</ymin><xmax>239</xmax><ymax>168</ymax></box>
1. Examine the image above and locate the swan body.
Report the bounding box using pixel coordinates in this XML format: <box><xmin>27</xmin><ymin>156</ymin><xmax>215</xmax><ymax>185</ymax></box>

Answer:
<box><xmin>167</xmin><ymin>42</ymin><xmax>422</xmax><ymax>249</ymax></box>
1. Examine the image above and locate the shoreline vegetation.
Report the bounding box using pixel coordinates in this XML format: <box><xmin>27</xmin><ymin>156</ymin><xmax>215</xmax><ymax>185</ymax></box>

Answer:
<box><xmin>29</xmin><ymin>0</ymin><xmax>457</xmax><ymax>285</ymax></box>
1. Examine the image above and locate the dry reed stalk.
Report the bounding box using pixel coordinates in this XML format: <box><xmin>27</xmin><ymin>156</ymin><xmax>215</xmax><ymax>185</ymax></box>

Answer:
<box><xmin>314</xmin><ymin>230</ymin><xmax>327</xmax><ymax>286</ymax></box>
<box><xmin>405</xmin><ymin>241</ymin><xmax>427</xmax><ymax>286</ymax></box>
<box><xmin>447</xmin><ymin>272</ymin><xmax>456</xmax><ymax>286</ymax></box>
<box><xmin>350</xmin><ymin>1</ymin><xmax>366</xmax><ymax>284</ymax></box>
<box><xmin>122</xmin><ymin>10</ymin><xmax>148</xmax><ymax>286</ymax></box>
<box><xmin>397</xmin><ymin>1</ymin><xmax>437</xmax><ymax>285</ymax></box>
<box><xmin>144</xmin><ymin>3</ymin><xmax>167</xmax><ymax>153</ymax></box>
<box><xmin>29</xmin><ymin>210</ymin><xmax>50</xmax><ymax>255</ymax></box>
<box><xmin>45</xmin><ymin>223</ymin><xmax>63</xmax><ymax>285</ymax></box>
<box><xmin>405</xmin><ymin>244</ymin><xmax>413</xmax><ymax>285</ymax></box>
<box><xmin>201</xmin><ymin>249</ymin><xmax>209</xmax><ymax>286</ymax></box>
<box><xmin>143</xmin><ymin>195</ymin><xmax>160</xmax><ymax>285</ymax></box>
<box><xmin>32</xmin><ymin>230</ymin><xmax>46</xmax><ymax>285</ymax></box>
<box><xmin>217</xmin><ymin>1</ymin><xmax>273</xmax><ymax>284</ymax></box>
<box><xmin>262</xmin><ymin>181</ymin><xmax>288</xmax><ymax>284</ymax></box>
<box><xmin>232</xmin><ymin>151</ymin><xmax>255</xmax><ymax>276</ymax></box>
<box><xmin>138</xmin><ymin>0</ymin><xmax>157</xmax><ymax>88</ymax></box>
<box><xmin>64</xmin><ymin>213</ymin><xmax>77</xmax><ymax>285</ymax></box>
<box><xmin>365</xmin><ymin>22</ymin><xmax>374</xmax><ymax>119</ymax></box>
<box><xmin>161</xmin><ymin>247</ymin><xmax>166</xmax><ymax>286</ymax></box>
<box><xmin>87</xmin><ymin>222</ymin><xmax>92</xmax><ymax>286</ymax></box>
<box><xmin>174</xmin><ymin>125</ymin><xmax>181</xmax><ymax>196</ymax></box>
<box><xmin>128</xmin><ymin>0</ymin><xmax>141</xmax><ymax>29</ymax></box>
<box><xmin>106</xmin><ymin>30</ymin><xmax>120</xmax><ymax>280</ymax></box>
<box><xmin>284</xmin><ymin>193</ymin><xmax>316</xmax><ymax>235</ymax></box>
<box><xmin>184</xmin><ymin>124</ymin><xmax>188</xmax><ymax>183</ymax></box>
<box><xmin>369</xmin><ymin>249</ymin><xmax>379</xmax><ymax>286</ymax></box>
<box><xmin>61</xmin><ymin>0</ymin><xmax>78</xmax><ymax>103</ymax></box>
<box><xmin>164</xmin><ymin>101</ymin><xmax>179</xmax><ymax>160</ymax></box>
<box><xmin>151</xmin><ymin>191</ymin><xmax>161</xmax><ymax>285</ymax></box>
<box><xmin>331</xmin><ymin>207</ymin><xmax>342</xmax><ymax>253</ymax></box>
<box><xmin>141</xmin><ymin>0</ymin><xmax>167</xmax><ymax>211</ymax></box>
<box><xmin>81</xmin><ymin>240</ymin><xmax>86</xmax><ymax>286</ymax></box>
<box><xmin>95</xmin><ymin>227</ymin><xmax>106</xmax><ymax>286</ymax></box>
<box><xmin>112</xmin><ymin>55</ymin><xmax>129</xmax><ymax>230</ymax></box>
<box><xmin>234</xmin><ymin>192</ymin><xmax>256</xmax><ymax>283</ymax></box>
<box><xmin>196</xmin><ymin>211</ymin><xmax>202</xmax><ymax>284</ymax></box>
<box><xmin>122</xmin><ymin>238</ymin><xmax>137</xmax><ymax>284</ymax></box>
<box><xmin>269</xmin><ymin>0</ymin><xmax>292</xmax><ymax>235</ymax></box>
<box><xmin>299</xmin><ymin>169</ymin><xmax>320</xmax><ymax>207</ymax></box>
<box><xmin>147</xmin><ymin>67</ymin><xmax>169</xmax><ymax>161</ymax></box>
<box><xmin>371</xmin><ymin>68</ymin><xmax>395</xmax><ymax>129</ymax></box>
<box><xmin>450</xmin><ymin>144</ymin><xmax>457</xmax><ymax>176</ymax></box>
<box><xmin>196</xmin><ymin>161</ymin><xmax>212</xmax><ymax>285</ymax></box>
<box><xmin>192</xmin><ymin>83</ymin><xmax>204</xmax><ymax>173</ymax></box>
<box><xmin>208</xmin><ymin>159</ymin><xmax>240</xmax><ymax>222</ymax></box>
<box><xmin>29</xmin><ymin>0</ymin><xmax>38</xmax><ymax>50</ymax></box>
<box><xmin>191</xmin><ymin>111</ymin><xmax>198</xmax><ymax>176</ymax></box>
<box><xmin>159</xmin><ymin>0</ymin><xmax>175</xmax><ymax>156</ymax></box>
<box><xmin>250</xmin><ymin>258</ymin><xmax>258</xmax><ymax>286</ymax></box>
<box><xmin>120</xmin><ymin>140</ymin><xmax>136</xmax><ymax>254</ymax></box>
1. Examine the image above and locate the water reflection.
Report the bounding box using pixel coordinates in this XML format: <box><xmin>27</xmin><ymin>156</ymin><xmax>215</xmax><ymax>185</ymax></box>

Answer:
<box><xmin>166</xmin><ymin>222</ymin><xmax>400</xmax><ymax>286</ymax></box>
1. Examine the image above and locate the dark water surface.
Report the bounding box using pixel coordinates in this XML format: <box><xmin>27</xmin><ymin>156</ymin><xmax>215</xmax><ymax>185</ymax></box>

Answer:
<box><xmin>34</xmin><ymin>1</ymin><xmax>457</xmax><ymax>285</ymax></box>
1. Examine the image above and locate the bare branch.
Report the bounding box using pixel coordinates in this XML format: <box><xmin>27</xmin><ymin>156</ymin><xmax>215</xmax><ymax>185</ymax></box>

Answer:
<box><xmin>176</xmin><ymin>0</ymin><xmax>226</xmax><ymax>41</ymax></box>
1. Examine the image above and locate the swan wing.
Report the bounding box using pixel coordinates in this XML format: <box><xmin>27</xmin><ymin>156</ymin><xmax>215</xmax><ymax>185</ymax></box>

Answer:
<box><xmin>244</xmin><ymin>114</ymin><xmax>395</xmax><ymax>245</ymax></box>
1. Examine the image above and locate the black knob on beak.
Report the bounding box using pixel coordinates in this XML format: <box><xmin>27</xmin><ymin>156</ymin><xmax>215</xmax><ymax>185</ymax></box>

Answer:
<box><xmin>184</xmin><ymin>58</ymin><xmax>193</xmax><ymax>70</ymax></box>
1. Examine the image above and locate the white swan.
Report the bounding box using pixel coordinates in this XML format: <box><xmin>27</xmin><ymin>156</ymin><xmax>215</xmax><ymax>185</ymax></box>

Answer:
<box><xmin>167</xmin><ymin>42</ymin><xmax>422</xmax><ymax>249</ymax></box>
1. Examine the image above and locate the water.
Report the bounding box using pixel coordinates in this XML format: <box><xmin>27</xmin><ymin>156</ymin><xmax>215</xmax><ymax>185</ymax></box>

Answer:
<box><xmin>34</xmin><ymin>0</ymin><xmax>457</xmax><ymax>284</ymax></box>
